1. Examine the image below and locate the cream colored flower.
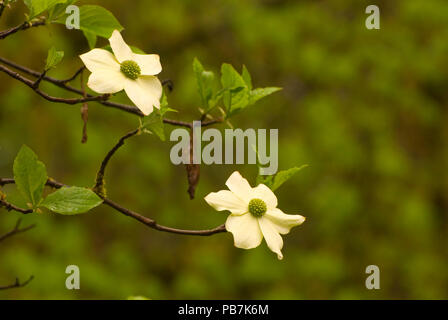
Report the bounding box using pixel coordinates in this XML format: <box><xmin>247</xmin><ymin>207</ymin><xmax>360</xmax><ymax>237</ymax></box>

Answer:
<box><xmin>79</xmin><ymin>30</ymin><xmax>162</xmax><ymax>115</ymax></box>
<box><xmin>205</xmin><ymin>171</ymin><xmax>305</xmax><ymax>260</ymax></box>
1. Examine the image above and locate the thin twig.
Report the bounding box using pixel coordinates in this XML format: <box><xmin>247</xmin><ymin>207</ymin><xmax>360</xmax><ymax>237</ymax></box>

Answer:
<box><xmin>61</xmin><ymin>66</ymin><xmax>85</xmax><ymax>84</ymax></box>
<box><xmin>202</xmin><ymin>117</ymin><xmax>224</xmax><ymax>127</ymax></box>
<box><xmin>32</xmin><ymin>70</ymin><xmax>47</xmax><ymax>89</ymax></box>
<box><xmin>0</xmin><ymin>219</ymin><xmax>35</xmax><ymax>242</ymax></box>
<box><xmin>0</xmin><ymin>20</ymin><xmax>46</xmax><ymax>40</ymax></box>
<box><xmin>93</xmin><ymin>128</ymin><xmax>140</xmax><ymax>195</ymax></box>
<box><xmin>0</xmin><ymin>198</ymin><xmax>33</xmax><ymax>214</ymax></box>
<box><xmin>0</xmin><ymin>276</ymin><xmax>34</xmax><ymax>290</ymax></box>
<box><xmin>103</xmin><ymin>198</ymin><xmax>226</xmax><ymax>236</ymax></box>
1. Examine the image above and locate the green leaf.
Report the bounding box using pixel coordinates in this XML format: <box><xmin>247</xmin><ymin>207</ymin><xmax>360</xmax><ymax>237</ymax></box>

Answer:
<box><xmin>220</xmin><ymin>63</ymin><xmax>251</xmax><ymax>116</ymax></box>
<box><xmin>13</xmin><ymin>145</ymin><xmax>48</xmax><ymax>207</ymax></box>
<box><xmin>193</xmin><ymin>58</ymin><xmax>216</xmax><ymax>111</ymax></box>
<box><xmin>41</xmin><ymin>186</ymin><xmax>103</xmax><ymax>215</ymax></box>
<box><xmin>24</xmin><ymin>0</ymin><xmax>67</xmax><ymax>19</ymax></box>
<box><xmin>142</xmin><ymin>110</ymin><xmax>165</xmax><ymax>141</ymax></box>
<box><xmin>45</xmin><ymin>46</ymin><xmax>64</xmax><ymax>70</ymax></box>
<box><xmin>269</xmin><ymin>165</ymin><xmax>308</xmax><ymax>191</ymax></box>
<box><xmin>55</xmin><ymin>5</ymin><xmax>123</xmax><ymax>38</ymax></box>
<box><xmin>128</xmin><ymin>45</ymin><xmax>146</xmax><ymax>54</ymax></box>
<box><xmin>159</xmin><ymin>93</ymin><xmax>177</xmax><ymax>116</ymax></box>
<box><xmin>48</xmin><ymin>0</ymin><xmax>77</xmax><ymax>21</ymax></box>
<box><xmin>242</xmin><ymin>65</ymin><xmax>252</xmax><ymax>90</ymax></box>
<box><xmin>83</xmin><ymin>30</ymin><xmax>97</xmax><ymax>49</ymax></box>
<box><xmin>221</xmin><ymin>63</ymin><xmax>247</xmax><ymax>90</ymax></box>
<box><xmin>249</xmin><ymin>87</ymin><xmax>282</xmax><ymax>105</ymax></box>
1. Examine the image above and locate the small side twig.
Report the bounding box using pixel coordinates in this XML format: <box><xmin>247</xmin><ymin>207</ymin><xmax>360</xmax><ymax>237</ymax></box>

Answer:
<box><xmin>32</xmin><ymin>70</ymin><xmax>47</xmax><ymax>89</ymax></box>
<box><xmin>0</xmin><ymin>198</ymin><xmax>33</xmax><ymax>214</ymax></box>
<box><xmin>0</xmin><ymin>20</ymin><xmax>46</xmax><ymax>40</ymax></box>
<box><xmin>61</xmin><ymin>66</ymin><xmax>85</xmax><ymax>84</ymax></box>
<box><xmin>0</xmin><ymin>276</ymin><xmax>34</xmax><ymax>291</ymax></box>
<box><xmin>0</xmin><ymin>218</ymin><xmax>35</xmax><ymax>291</ymax></box>
<box><xmin>93</xmin><ymin>128</ymin><xmax>140</xmax><ymax>197</ymax></box>
<box><xmin>0</xmin><ymin>219</ymin><xmax>35</xmax><ymax>243</ymax></box>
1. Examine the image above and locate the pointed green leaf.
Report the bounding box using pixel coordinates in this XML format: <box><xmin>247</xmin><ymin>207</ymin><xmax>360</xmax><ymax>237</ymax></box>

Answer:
<box><xmin>242</xmin><ymin>65</ymin><xmax>252</xmax><ymax>90</ymax></box>
<box><xmin>24</xmin><ymin>0</ymin><xmax>67</xmax><ymax>19</ymax></box>
<box><xmin>269</xmin><ymin>165</ymin><xmax>308</xmax><ymax>191</ymax></box>
<box><xmin>55</xmin><ymin>5</ymin><xmax>123</xmax><ymax>38</ymax></box>
<box><xmin>193</xmin><ymin>58</ymin><xmax>216</xmax><ymax>111</ymax></box>
<box><xmin>249</xmin><ymin>87</ymin><xmax>282</xmax><ymax>105</ymax></box>
<box><xmin>220</xmin><ymin>63</ymin><xmax>250</xmax><ymax>116</ymax></box>
<box><xmin>41</xmin><ymin>186</ymin><xmax>103</xmax><ymax>215</ymax></box>
<box><xmin>45</xmin><ymin>46</ymin><xmax>64</xmax><ymax>70</ymax></box>
<box><xmin>159</xmin><ymin>93</ymin><xmax>177</xmax><ymax>116</ymax></box>
<box><xmin>13</xmin><ymin>145</ymin><xmax>48</xmax><ymax>207</ymax></box>
<box><xmin>83</xmin><ymin>30</ymin><xmax>97</xmax><ymax>49</ymax></box>
<box><xmin>142</xmin><ymin>110</ymin><xmax>165</xmax><ymax>141</ymax></box>
<box><xmin>48</xmin><ymin>0</ymin><xmax>77</xmax><ymax>21</ymax></box>
<box><xmin>220</xmin><ymin>63</ymin><xmax>247</xmax><ymax>89</ymax></box>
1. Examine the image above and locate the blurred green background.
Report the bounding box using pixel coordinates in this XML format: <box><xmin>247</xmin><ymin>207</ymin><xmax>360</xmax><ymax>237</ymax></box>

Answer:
<box><xmin>1</xmin><ymin>0</ymin><xmax>448</xmax><ymax>299</ymax></box>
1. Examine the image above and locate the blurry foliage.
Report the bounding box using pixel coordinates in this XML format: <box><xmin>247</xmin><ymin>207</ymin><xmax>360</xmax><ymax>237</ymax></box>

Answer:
<box><xmin>0</xmin><ymin>0</ymin><xmax>447</xmax><ymax>299</ymax></box>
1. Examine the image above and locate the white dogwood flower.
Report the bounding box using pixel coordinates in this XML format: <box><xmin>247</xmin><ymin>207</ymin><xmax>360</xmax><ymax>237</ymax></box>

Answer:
<box><xmin>80</xmin><ymin>30</ymin><xmax>162</xmax><ymax>115</ymax></box>
<box><xmin>205</xmin><ymin>171</ymin><xmax>306</xmax><ymax>260</ymax></box>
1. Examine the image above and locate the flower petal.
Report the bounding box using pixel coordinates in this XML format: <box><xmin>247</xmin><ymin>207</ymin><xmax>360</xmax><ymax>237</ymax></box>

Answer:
<box><xmin>225</xmin><ymin>213</ymin><xmax>263</xmax><ymax>249</ymax></box>
<box><xmin>265</xmin><ymin>208</ymin><xmax>305</xmax><ymax>235</ymax></box>
<box><xmin>87</xmin><ymin>69</ymin><xmax>126</xmax><ymax>94</ymax></box>
<box><xmin>258</xmin><ymin>218</ymin><xmax>284</xmax><ymax>260</ymax></box>
<box><xmin>251</xmin><ymin>184</ymin><xmax>278</xmax><ymax>208</ymax></box>
<box><xmin>124</xmin><ymin>76</ymin><xmax>162</xmax><ymax>115</ymax></box>
<box><xmin>225</xmin><ymin>171</ymin><xmax>252</xmax><ymax>202</ymax></box>
<box><xmin>109</xmin><ymin>30</ymin><xmax>133</xmax><ymax>63</ymax></box>
<box><xmin>79</xmin><ymin>48</ymin><xmax>120</xmax><ymax>73</ymax></box>
<box><xmin>133</xmin><ymin>54</ymin><xmax>162</xmax><ymax>76</ymax></box>
<box><xmin>204</xmin><ymin>190</ymin><xmax>247</xmax><ymax>215</ymax></box>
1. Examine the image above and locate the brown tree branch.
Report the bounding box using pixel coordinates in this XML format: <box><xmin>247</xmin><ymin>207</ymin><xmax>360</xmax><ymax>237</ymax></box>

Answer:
<box><xmin>0</xmin><ymin>198</ymin><xmax>33</xmax><ymax>214</ymax></box>
<box><xmin>103</xmin><ymin>198</ymin><xmax>226</xmax><ymax>236</ymax></box>
<box><xmin>0</xmin><ymin>20</ymin><xmax>46</xmax><ymax>40</ymax></box>
<box><xmin>0</xmin><ymin>56</ymin><xmax>222</xmax><ymax>127</ymax></box>
<box><xmin>0</xmin><ymin>178</ymin><xmax>227</xmax><ymax>237</ymax></box>
<box><xmin>0</xmin><ymin>64</ymin><xmax>110</xmax><ymax>104</ymax></box>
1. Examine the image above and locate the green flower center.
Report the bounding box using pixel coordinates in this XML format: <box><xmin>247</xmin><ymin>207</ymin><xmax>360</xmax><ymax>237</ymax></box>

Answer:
<box><xmin>120</xmin><ymin>60</ymin><xmax>141</xmax><ymax>80</ymax></box>
<box><xmin>248</xmin><ymin>198</ymin><xmax>267</xmax><ymax>217</ymax></box>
